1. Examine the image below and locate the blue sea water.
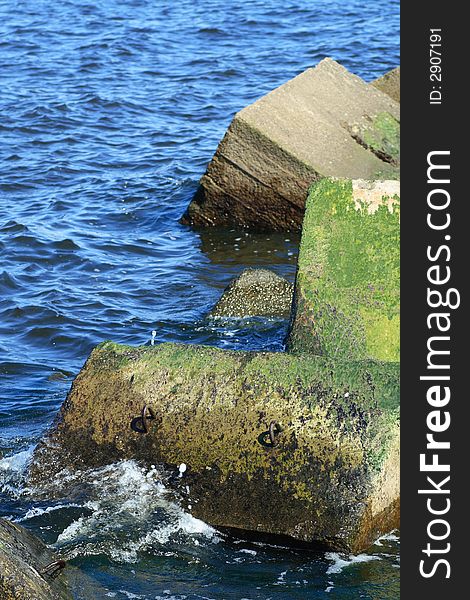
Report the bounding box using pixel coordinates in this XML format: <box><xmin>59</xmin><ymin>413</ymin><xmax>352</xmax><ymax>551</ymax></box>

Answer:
<box><xmin>0</xmin><ymin>0</ymin><xmax>400</xmax><ymax>598</ymax></box>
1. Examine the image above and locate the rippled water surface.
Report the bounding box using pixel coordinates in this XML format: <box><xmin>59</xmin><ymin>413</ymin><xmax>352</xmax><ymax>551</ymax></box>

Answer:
<box><xmin>1</xmin><ymin>1</ymin><xmax>399</xmax><ymax>598</ymax></box>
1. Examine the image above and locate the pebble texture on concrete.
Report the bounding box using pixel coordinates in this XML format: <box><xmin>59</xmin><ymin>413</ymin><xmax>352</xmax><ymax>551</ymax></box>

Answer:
<box><xmin>210</xmin><ymin>268</ymin><xmax>293</xmax><ymax>317</ymax></box>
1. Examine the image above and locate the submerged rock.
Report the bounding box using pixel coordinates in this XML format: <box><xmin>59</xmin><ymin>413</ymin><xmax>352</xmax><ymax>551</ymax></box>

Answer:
<box><xmin>371</xmin><ymin>67</ymin><xmax>400</xmax><ymax>103</ymax></box>
<box><xmin>0</xmin><ymin>518</ymin><xmax>72</xmax><ymax>600</ymax></box>
<box><xmin>182</xmin><ymin>58</ymin><xmax>400</xmax><ymax>232</ymax></box>
<box><xmin>30</xmin><ymin>341</ymin><xmax>399</xmax><ymax>553</ymax></box>
<box><xmin>210</xmin><ymin>268</ymin><xmax>293</xmax><ymax>317</ymax></box>
<box><xmin>288</xmin><ymin>178</ymin><xmax>400</xmax><ymax>362</ymax></box>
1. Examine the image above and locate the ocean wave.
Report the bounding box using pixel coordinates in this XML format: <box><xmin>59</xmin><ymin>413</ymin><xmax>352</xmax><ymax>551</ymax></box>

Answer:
<box><xmin>0</xmin><ymin>446</ymin><xmax>34</xmax><ymax>498</ymax></box>
<box><xmin>325</xmin><ymin>551</ymin><xmax>382</xmax><ymax>575</ymax></box>
<box><xmin>45</xmin><ymin>460</ymin><xmax>219</xmax><ymax>563</ymax></box>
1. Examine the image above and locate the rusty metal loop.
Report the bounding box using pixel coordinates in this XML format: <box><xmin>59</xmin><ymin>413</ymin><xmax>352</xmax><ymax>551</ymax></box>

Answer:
<box><xmin>258</xmin><ymin>420</ymin><xmax>282</xmax><ymax>448</ymax></box>
<box><xmin>40</xmin><ymin>560</ymin><xmax>66</xmax><ymax>579</ymax></box>
<box><xmin>268</xmin><ymin>420</ymin><xmax>282</xmax><ymax>446</ymax></box>
<box><xmin>141</xmin><ymin>404</ymin><xmax>156</xmax><ymax>433</ymax></box>
<box><xmin>131</xmin><ymin>404</ymin><xmax>157</xmax><ymax>434</ymax></box>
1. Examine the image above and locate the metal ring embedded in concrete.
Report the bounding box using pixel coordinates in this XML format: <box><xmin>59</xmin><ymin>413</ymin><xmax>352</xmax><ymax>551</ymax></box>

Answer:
<box><xmin>141</xmin><ymin>404</ymin><xmax>156</xmax><ymax>433</ymax></box>
<box><xmin>40</xmin><ymin>559</ymin><xmax>66</xmax><ymax>579</ymax></box>
<box><xmin>269</xmin><ymin>420</ymin><xmax>282</xmax><ymax>446</ymax></box>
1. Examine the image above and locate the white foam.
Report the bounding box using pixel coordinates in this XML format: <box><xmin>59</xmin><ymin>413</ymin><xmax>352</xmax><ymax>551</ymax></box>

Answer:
<box><xmin>325</xmin><ymin>552</ymin><xmax>381</xmax><ymax>574</ymax></box>
<box><xmin>56</xmin><ymin>516</ymin><xmax>88</xmax><ymax>544</ymax></box>
<box><xmin>0</xmin><ymin>446</ymin><xmax>34</xmax><ymax>498</ymax></box>
<box><xmin>275</xmin><ymin>570</ymin><xmax>287</xmax><ymax>585</ymax></box>
<box><xmin>109</xmin><ymin>510</ymin><xmax>218</xmax><ymax>563</ymax></box>
<box><xmin>50</xmin><ymin>459</ymin><xmax>218</xmax><ymax>563</ymax></box>
<box><xmin>0</xmin><ymin>447</ymin><xmax>34</xmax><ymax>472</ymax></box>
<box><xmin>375</xmin><ymin>530</ymin><xmax>400</xmax><ymax>545</ymax></box>
<box><xmin>238</xmin><ymin>548</ymin><xmax>257</xmax><ymax>556</ymax></box>
<box><xmin>117</xmin><ymin>591</ymin><xmax>144</xmax><ymax>599</ymax></box>
<box><xmin>18</xmin><ymin>502</ymin><xmax>83</xmax><ymax>521</ymax></box>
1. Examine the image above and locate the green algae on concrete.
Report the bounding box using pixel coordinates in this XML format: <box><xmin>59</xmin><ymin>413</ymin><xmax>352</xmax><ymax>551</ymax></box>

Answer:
<box><xmin>351</xmin><ymin>112</ymin><xmax>400</xmax><ymax>166</ymax></box>
<box><xmin>288</xmin><ymin>178</ymin><xmax>400</xmax><ymax>362</ymax></box>
<box><xmin>30</xmin><ymin>341</ymin><xmax>399</xmax><ymax>552</ymax></box>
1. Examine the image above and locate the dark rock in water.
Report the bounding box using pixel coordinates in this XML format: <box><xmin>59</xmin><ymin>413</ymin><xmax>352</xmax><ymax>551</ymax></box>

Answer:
<box><xmin>210</xmin><ymin>268</ymin><xmax>293</xmax><ymax>318</ymax></box>
<box><xmin>371</xmin><ymin>67</ymin><xmax>400</xmax><ymax>103</ymax></box>
<box><xmin>0</xmin><ymin>519</ymin><xmax>109</xmax><ymax>599</ymax></box>
<box><xmin>29</xmin><ymin>341</ymin><xmax>399</xmax><ymax>553</ymax></box>
<box><xmin>0</xmin><ymin>518</ymin><xmax>72</xmax><ymax>600</ymax></box>
<box><xmin>182</xmin><ymin>58</ymin><xmax>400</xmax><ymax>232</ymax></box>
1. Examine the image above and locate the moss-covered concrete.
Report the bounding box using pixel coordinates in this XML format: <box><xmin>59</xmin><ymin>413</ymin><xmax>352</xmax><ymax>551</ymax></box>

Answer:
<box><xmin>30</xmin><ymin>341</ymin><xmax>399</xmax><ymax>552</ymax></box>
<box><xmin>352</xmin><ymin>112</ymin><xmax>400</xmax><ymax>166</ymax></box>
<box><xmin>288</xmin><ymin>178</ymin><xmax>400</xmax><ymax>362</ymax></box>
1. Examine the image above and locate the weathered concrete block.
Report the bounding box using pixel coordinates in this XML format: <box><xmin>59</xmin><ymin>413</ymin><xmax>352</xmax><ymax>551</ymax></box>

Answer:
<box><xmin>30</xmin><ymin>341</ymin><xmax>399</xmax><ymax>552</ymax></box>
<box><xmin>182</xmin><ymin>58</ymin><xmax>400</xmax><ymax>231</ymax></box>
<box><xmin>371</xmin><ymin>67</ymin><xmax>400</xmax><ymax>103</ymax></box>
<box><xmin>0</xmin><ymin>518</ymin><xmax>72</xmax><ymax>600</ymax></box>
<box><xmin>210</xmin><ymin>268</ymin><xmax>293</xmax><ymax>318</ymax></box>
<box><xmin>0</xmin><ymin>519</ymin><xmax>107</xmax><ymax>599</ymax></box>
<box><xmin>288</xmin><ymin>178</ymin><xmax>400</xmax><ymax>362</ymax></box>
